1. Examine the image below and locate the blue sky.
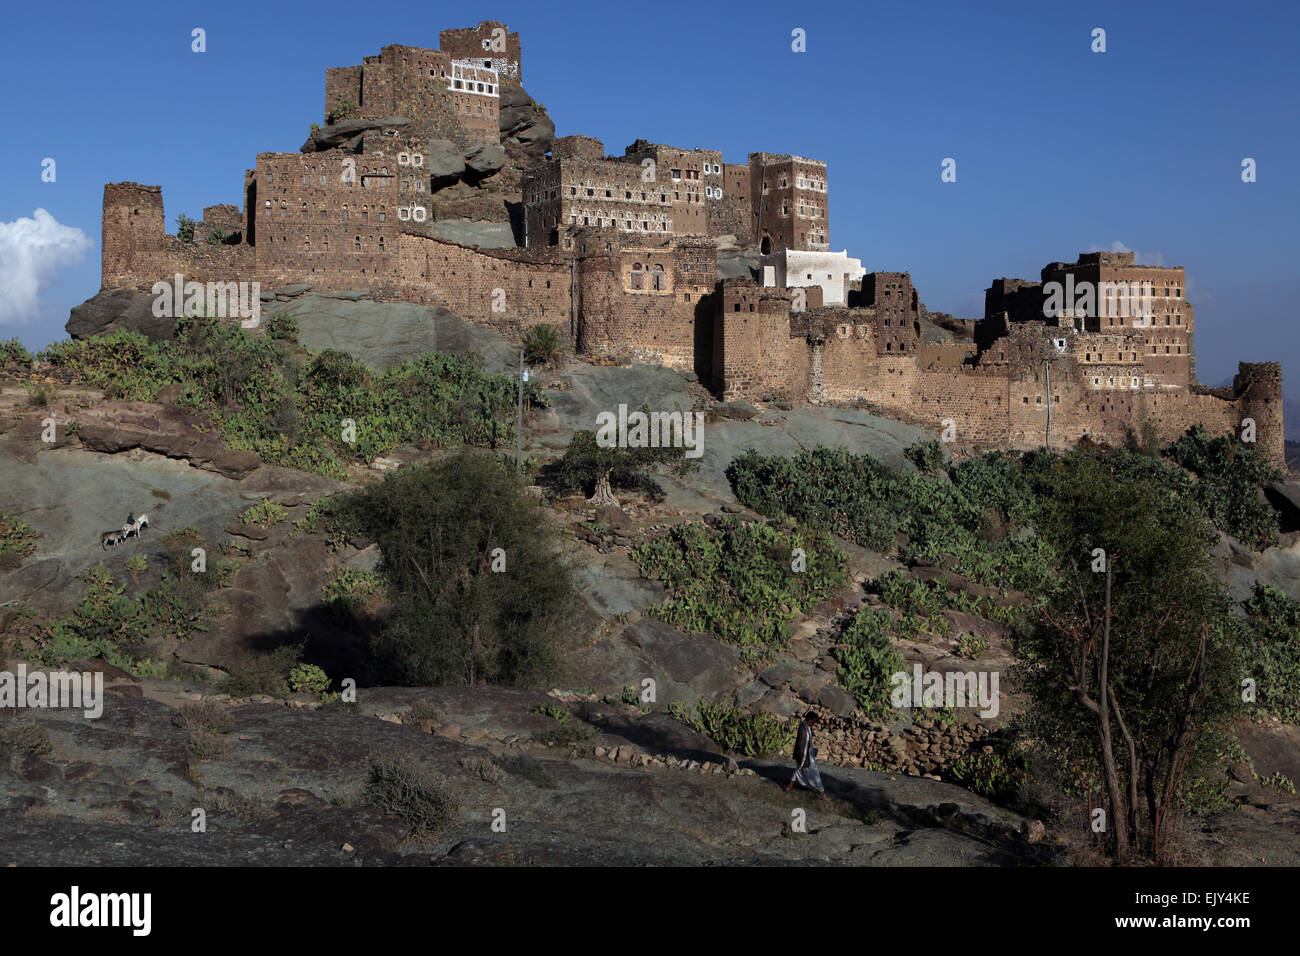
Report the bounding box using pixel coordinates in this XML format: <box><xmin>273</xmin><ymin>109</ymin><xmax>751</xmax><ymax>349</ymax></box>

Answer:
<box><xmin>2</xmin><ymin>0</ymin><xmax>1297</xmax><ymax>392</ymax></box>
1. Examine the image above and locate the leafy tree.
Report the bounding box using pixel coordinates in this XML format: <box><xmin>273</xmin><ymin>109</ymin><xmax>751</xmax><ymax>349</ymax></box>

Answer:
<box><xmin>1017</xmin><ymin>447</ymin><xmax>1245</xmax><ymax>863</ymax></box>
<box><xmin>548</xmin><ymin>428</ymin><xmax>697</xmax><ymax>506</ymax></box>
<box><xmin>175</xmin><ymin>214</ymin><xmax>196</xmax><ymax>244</ymax></box>
<box><xmin>339</xmin><ymin>450</ymin><xmax>575</xmax><ymax>687</ymax></box>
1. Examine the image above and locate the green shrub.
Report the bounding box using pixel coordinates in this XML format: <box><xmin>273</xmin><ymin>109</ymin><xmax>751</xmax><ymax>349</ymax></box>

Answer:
<box><xmin>219</xmin><ymin>645</ymin><xmax>302</xmax><ymax>697</ymax></box>
<box><xmin>38</xmin><ymin>320</ymin><xmax>541</xmax><ymax>479</ymax></box>
<box><xmin>531</xmin><ymin>703</ymin><xmax>570</xmax><ymax>723</ymax></box>
<box><xmin>287</xmin><ymin>663</ymin><xmax>330</xmax><ymax>695</ymax></box>
<box><xmin>266</xmin><ymin>312</ymin><xmax>299</xmax><ymax>342</ymax></box>
<box><xmin>320</xmin><ymin>568</ymin><xmax>384</xmax><ymax>617</ymax></box>
<box><xmin>1165</xmin><ymin>426</ymin><xmax>1282</xmax><ymax>548</ymax></box>
<box><xmin>1240</xmin><ymin>583</ymin><xmax>1300</xmax><ymax>724</ymax></box>
<box><xmin>544</xmin><ymin>428</ymin><xmax>697</xmax><ymax>502</ymax></box>
<box><xmin>669</xmin><ymin>700</ymin><xmax>797</xmax><ymax>758</ymax></box>
<box><xmin>949</xmin><ymin>747</ymin><xmax>1031</xmax><ymax>804</ymax></box>
<box><xmin>904</xmin><ymin>438</ymin><xmax>946</xmax><ymax>475</ymax></box>
<box><xmin>522</xmin><ymin>323</ymin><xmax>560</xmax><ymax>368</ymax></box>
<box><xmin>0</xmin><ymin>338</ymin><xmax>33</xmax><ymax>365</ymax></box>
<box><xmin>175</xmin><ymin>214</ymin><xmax>196</xmax><ymax>244</ymax></box>
<box><xmin>240</xmin><ymin>498</ymin><xmax>287</xmax><ymax>528</ymax></box>
<box><xmin>834</xmin><ymin>608</ymin><xmax>906</xmax><ymax>719</ymax></box>
<box><xmin>0</xmin><ymin>514</ymin><xmax>40</xmax><ymax>557</ymax></box>
<box><xmin>363</xmin><ymin>757</ymin><xmax>459</xmax><ymax>838</ymax></box>
<box><xmin>632</xmin><ymin>516</ymin><xmax>846</xmax><ymax>652</ymax></box>
<box><xmin>1262</xmin><ymin>772</ymin><xmax>1296</xmax><ymax>794</ymax></box>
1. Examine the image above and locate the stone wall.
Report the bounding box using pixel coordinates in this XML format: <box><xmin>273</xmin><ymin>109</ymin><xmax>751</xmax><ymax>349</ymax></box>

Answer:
<box><xmin>439</xmin><ymin>20</ymin><xmax>522</xmax><ymax>84</ymax></box>
<box><xmin>396</xmin><ymin>234</ymin><xmax>572</xmax><ymax>334</ymax></box>
<box><xmin>578</xmin><ymin>240</ymin><xmax>717</xmax><ymax>372</ymax></box>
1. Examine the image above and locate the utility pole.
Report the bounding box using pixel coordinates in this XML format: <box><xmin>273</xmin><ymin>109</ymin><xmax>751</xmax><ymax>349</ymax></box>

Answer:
<box><xmin>1044</xmin><ymin>358</ymin><xmax>1052</xmax><ymax>451</ymax></box>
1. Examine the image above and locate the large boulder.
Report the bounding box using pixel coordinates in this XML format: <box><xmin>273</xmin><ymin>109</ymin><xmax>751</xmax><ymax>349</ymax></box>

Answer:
<box><xmin>463</xmin><ymin>143</ymin><xmax>506</xmax><ymax>181</ymax></box>
<box><xmin>301</xmin><ymin>116</ymin><xmax>409</xmax><ymax>152</ymax></box>
<box><xmin>67</xmin><ymin>288</ymin><xmax>173</xmax><ymax>341</ymax></box>
<box><xmin>426</xmin><ymin>137</ymin><xmax>466</xmax><ymax>188</ymax></box>
<box><xmin>499</xmin><ymin>86</ymin><xmax>555</xmax><ymax>150</ymax></box>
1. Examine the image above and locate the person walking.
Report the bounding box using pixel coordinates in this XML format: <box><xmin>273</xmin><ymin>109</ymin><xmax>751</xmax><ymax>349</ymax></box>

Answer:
<box><xmin>786</xmin><ymin>711</ymin><xmax>826</xmax><ymax>798</ymax></box>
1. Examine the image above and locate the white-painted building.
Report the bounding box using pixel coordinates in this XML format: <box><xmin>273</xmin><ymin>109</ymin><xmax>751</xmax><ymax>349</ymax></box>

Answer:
<box><xmin>760</xmin><ymin>249</ymin><xmax>866</xmax><ymax>306</ymax></box>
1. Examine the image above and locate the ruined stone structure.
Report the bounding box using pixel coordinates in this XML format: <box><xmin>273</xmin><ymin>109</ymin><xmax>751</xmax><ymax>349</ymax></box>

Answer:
<box><xmin>97</xmin><ymin>22</ymin><xmax>1284</xmax><ymax>469</ymax></box>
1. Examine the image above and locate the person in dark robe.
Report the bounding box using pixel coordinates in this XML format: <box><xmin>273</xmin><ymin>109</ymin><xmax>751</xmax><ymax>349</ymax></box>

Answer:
<box><xmin>786</xmin><ymin>711</ymin><xmax>826</xmax><ymax>798</ymax></box>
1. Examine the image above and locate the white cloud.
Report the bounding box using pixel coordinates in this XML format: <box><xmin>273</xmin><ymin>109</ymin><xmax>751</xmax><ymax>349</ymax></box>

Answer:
<box><xmin>0</xmin><ymin>209</ymin><xmax>92</xmax><ymax>325</ymax></box>
<box><xmin>1086</xmin><ymin>240</ymin><xmax>1165</xmax><ymax>268</ymax></box>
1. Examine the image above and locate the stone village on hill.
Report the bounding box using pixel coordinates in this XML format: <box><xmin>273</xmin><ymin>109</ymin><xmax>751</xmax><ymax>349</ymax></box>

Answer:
<box><xmin>97</xmin><ymin>20</ymin><xmax>1283</xmax><ymax>466</ymax></box>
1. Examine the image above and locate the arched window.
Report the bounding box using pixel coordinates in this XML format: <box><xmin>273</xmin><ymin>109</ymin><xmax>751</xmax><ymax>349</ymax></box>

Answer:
<box><xmin>630</xmin><ymin>263</ymin><xmax>644</xmax><ymax>290</ymax></box>
<box><xmin>651</xmin><ymin>264</ymin><xmax>666</xmax><ymax>291</ymax></box>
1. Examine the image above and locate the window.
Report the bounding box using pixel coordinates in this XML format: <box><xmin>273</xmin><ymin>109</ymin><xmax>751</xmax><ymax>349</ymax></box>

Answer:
<box><xmin>652</xmin><ymin>264</ymin><xmax>666</xmax><ymax>291</ymax></box>
<box><xmin>630</xmin><ymin>263</ymin><xmax>644</xmax><ymax>290</ymax></box>
<box><xmin>354</xmin><ymin>236</ymin><xmax>361</xmax><ymax>250</ymax></box>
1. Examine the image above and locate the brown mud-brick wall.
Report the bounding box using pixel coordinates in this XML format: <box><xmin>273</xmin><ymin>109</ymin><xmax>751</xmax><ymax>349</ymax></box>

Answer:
<box><xmin>247</xmin><ymin>152</ymin><xmax>407</xmax><ymax>289</ymax></box>
<box><xmin>551</xmin><ymin>135</ymin><xmax>606</xmax><ymax>161</ymax></box>
<box><xmin>619</xmin><ymin>141</ymin><xmax>722</xmax><ymax>239</ymax></box>
<box><xmin>439</xmin><ymin>20</ymin><xmax>522</xmax><ymax>85</ymax></box>
<box><xmin>749</xmin><ymin>153</ymin><xmax>828</xmax><ymax>253</ymax></box>
<box><xmin>324</xmin><ymin>43</ymin><xmax>500</xmax><ymax>151</ymax></box>
<box><xmin>397</xmin><ymin>234</ymin><xmax>572</xmax><ymax>334</ymax></box>
<box><xmin>577</xmin><ymin>238</ymin><xmax>717</xmax><ymax>371</ymax></box>
<box><xmin>523</xmin><ymin>156</ymin><xmax>676</xmax><ymax>250</ymax></box>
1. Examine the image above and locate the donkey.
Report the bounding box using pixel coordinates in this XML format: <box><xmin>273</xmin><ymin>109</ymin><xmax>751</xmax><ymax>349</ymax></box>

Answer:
<box><xmin>125</xmin><ymin>514</ymin><xmax>149</xmax><ymax>538</ymax></box>
<box><xmin>100</xmin><ymin>529</ymin><xmax>126</xmax><ymax>550</ymax></box>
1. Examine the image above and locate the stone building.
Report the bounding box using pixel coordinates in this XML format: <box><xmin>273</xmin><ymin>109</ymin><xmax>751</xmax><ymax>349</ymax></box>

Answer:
<box><xmin>324</xmin><ymin>37</ymin><xmax>503</xmax><ymax>150</ymax></box>
<box><xmin>749</xmin><ymin>153</ymin><xmax>828</xmax><ymax>253</ymax></box>
<box><xmin>761</xmin><ymin>249</ymin><xmax>865</xmax><ymax>307</ymax></box>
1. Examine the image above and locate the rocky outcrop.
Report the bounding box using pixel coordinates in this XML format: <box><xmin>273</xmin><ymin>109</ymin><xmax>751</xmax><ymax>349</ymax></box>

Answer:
<box><xmin>498</xmin><ymin>85</ymin><xmax>554</xmax><ymax>152</ymax></box>
<box><xmin>425</xmin><ymin>137</ymin><xmax>466</xmax><ymax>187</ymax></box>
<box><xmin>67</xmin><ymin>288</ymin><xmax>173</xmax><ymax>341</ymax></box>
<box><xmin>463</xmin><ymin>143</ymin><xmax>506</xmax><ymax>181</ymax></box>
<box><xmin>0</xmin><ymin>684</ymin><xmax>1060</xmax><ymax>866</ymax></box>
<box><xmin>300</xmin><ymin>116</ymin><xmax>410</xmax><ymax>152</ymax></box>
